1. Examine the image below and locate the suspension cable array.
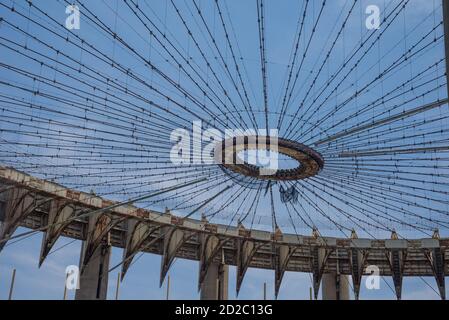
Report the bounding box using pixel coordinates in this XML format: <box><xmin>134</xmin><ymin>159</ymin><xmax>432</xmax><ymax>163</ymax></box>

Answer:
<box><xmin>0</xmin><ymin>0</ymin><xmax>447</xmax><ymax>244</ymax></box>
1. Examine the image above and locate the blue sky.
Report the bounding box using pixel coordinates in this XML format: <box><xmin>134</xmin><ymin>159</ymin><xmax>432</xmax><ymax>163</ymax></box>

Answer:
<box><xmin>0</xmin><ymin>0</ymin><xmax>448</xmax><ymax>300</ymax></box>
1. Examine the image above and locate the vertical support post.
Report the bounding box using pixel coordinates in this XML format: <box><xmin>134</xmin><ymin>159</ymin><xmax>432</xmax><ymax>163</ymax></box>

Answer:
<box><xmin>166</xmin><ymin>274</ymin><xmax>170</xmax><ymax>300</ymax></box>
<box><xmin>263</xmin><ymin>282</ymin><xmax>267</xmax><ymax>300</ymax></box>
<box><xmin>310</xmin><ymin>287</ymin><xmax>313</xmax><ymax>300</ymax></box>
<box><xmin>443</xmin><ymin>0</ymin><xmax>449</xmax><ymax>97</ymax></box>
<box><xmin>8</xmin><ymin>268</ymin><xmax>16</xmax><ymax>300</ymax></box>
<box><xmin>115</xmin><ymin>272</ymin><xmax>120</xmax><ymax>300</ymax></box>
<box><xmin>200</xmin><ymin>262</ymin><xmax>229</xmax><ymax>300</ymax></box>
<box><xmin>321</xmin><ymin>273</ymin><xmax>350</xmax><ymax>300</ymax></box>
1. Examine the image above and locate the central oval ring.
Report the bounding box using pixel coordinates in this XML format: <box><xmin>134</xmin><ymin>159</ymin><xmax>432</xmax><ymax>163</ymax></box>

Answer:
<box><xmin>214</xmin><ymin>135</ymin><xmax>324</xmax><ymax>181</ymax></box>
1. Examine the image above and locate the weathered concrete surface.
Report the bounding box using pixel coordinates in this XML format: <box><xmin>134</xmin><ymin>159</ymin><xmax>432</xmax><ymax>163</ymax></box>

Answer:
<box><xmin>200</xmin><ymin>263</ymin><xmax>229</xmax><ymax>300</ymax></box>
<box><xmin>322</xmin><ymin>273</ymin><xmax>350</xmax><ymax>300</ymax></box>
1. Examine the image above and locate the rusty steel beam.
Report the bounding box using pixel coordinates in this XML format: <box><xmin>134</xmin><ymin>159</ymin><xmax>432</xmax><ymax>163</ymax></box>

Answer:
<box><xmin>0</xmin><ymin>187</ymin><xmax>42</xmax><ymax>252</ymax></box>
<box><xmin>39</xmin><ymin>200</ymin><xmax>76</xmax><ymax>266</ymax></box>
<box><xmin>159</xmin><ymin>226</ymin><xmax>194</xmax><ymax>288</ymax></box>
<box><xmin>121</xmin><ymin>220</ymin><xmax>162</xmax><ymax>280</ymax></box>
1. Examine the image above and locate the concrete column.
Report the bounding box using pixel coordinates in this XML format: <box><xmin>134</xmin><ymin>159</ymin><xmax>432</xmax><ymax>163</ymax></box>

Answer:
<box><xmin>75</xmin><ymin>241</ymin><xmax>111</xmax><ymax>300</ymax></box>
<box><xmin>200</xmin><ymin>263</ymin><xmax>229</xmax><ymax>300</ymax></box>
<box><xmin>321</xmin><ymin>272</ymin><xmax>350</xmax><ymax>300</ymax></box>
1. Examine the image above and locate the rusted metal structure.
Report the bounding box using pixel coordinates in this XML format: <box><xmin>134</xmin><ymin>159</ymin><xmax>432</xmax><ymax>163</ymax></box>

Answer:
<box><xmin>217</xmin><ymin>136</ymin><xmax>324</xmax><ymax>181</ymax></box>
<box><xmin>0</xmin><ymin>166</ymin><xmax>446</xmax><ymax>300</ymax></box>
